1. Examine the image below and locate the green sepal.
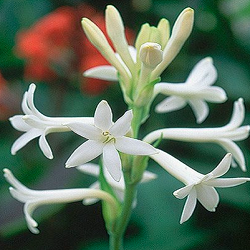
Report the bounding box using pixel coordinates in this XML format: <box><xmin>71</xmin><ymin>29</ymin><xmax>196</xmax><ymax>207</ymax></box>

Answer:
<box><xmin>98</xmin><ymin>160</ymin><xmax>122</xmax><ymax>233</ymax></box>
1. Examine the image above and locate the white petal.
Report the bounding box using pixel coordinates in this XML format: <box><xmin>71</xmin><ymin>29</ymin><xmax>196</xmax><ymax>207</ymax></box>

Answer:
<box><xmin>23</xmin><ymin>115</ymin><xmax>45</xmax><ymax>129</ymax></box>
<box><xmin>11</xmin><ymin>129</ymin><xmax>42</xmax><ymax>155</ymax></box>
<box><xmin>186</xmin><ymin>57</ymin><xmax>217</xmax><ymax>86</ymax></box>
<box><xmin>173</xmin><ymin>184</ymin><xmax>194</xmax><ymax>199</ymax></box>
<box><xmin>209</xmin><ymin>153</ymin><xmax>232</xmax><ymax>178</ymax></box>
<box><xmin>205</xmin><ymin>178</ymin><xmax>250</xmax><ymax>187</ymax></box>
<box><xmin>155</xmin><ymin>96</ymin><xmax>186</xmax><ymax>113</ymax></box>
<box><xmin>82</xmin><ymin>182</ymin><xmax>100</xmax><ymax>205</ymax></box>
<box><xmin>217</xmin><ymin>139</ymin><xmax>246</xmax><ymax>171</ymax></box>
<box><xmin>196</xmin><ymin>185</ymin><xmax>219</xmax><ymax>211</ymax></box>
<box><xmin>141</xmin><ymin>171</ymin><xmax>157</xmax><ymax>183</ymax></box>
<box><xmin>94</xmin><ymin>100</ymin><xmax>113</xmax><ymax>131</ymax></box>
<box><xmin>115</xmin><ymin>137</ymin><xmax>157</xmax><ymax>155</ymax></box>
<box><xmin>66</xmin><ymin>140</ymin><xmax>103</xmax><ymax>168</ymax></box>
<box><xmin>180</xmin><ymin>188</ymin><xmax>197</xmax><ymax>224</ymax></box>
<box><xmin>109</xmin><ymin>110</ymin><xmax>133</xmax><ymax>136</ymax></box>
<box><xmin>9</xmin><ymin>115</ymin><xmax>31</xmax><ymax>132</ymax></box>
<box><xmin>21</xmin><ymin>92</ymin><xmax>32</xmax><ymax>115</ymax></box>
<box><xmin>224</xmin><ymin>126</ymin><xmax>250</xmax><ymax>141</ymax></box>
<box><xmin>77</xmin><ymin>163</ymin><xmax>100</xmax><ymax>177</ymax></box>
<box><xmin>83</xmin><ymin>65</ymin><xmax>118</xmax><ymax>81</ymax></box>
<box><xmin>128</xmin><ymin>46</ymin><xmax>137</xmax><ymax>63</ymax></box>
<box><xmin>3</xmin><ymin>168</ymin><xmax>31</xmax><ymax>194</ymax></box>
<box><xmin>224</xmin><ymin>98</ymin><xmax>245</xmax><ymax>130</ymax></box>
<box><xmin>188</xmin><ymin>99</ymin><xmax>209</xmax><ymax>123</ymax></box>
<box><xmin>38</xmin><ymin>133</ymin><xmax>53</xmax><ymax>159</ymax></box>
<box><xmin>66</xmin><ymin>122</ymin><xmax>102</xmax><ymax>140</ymax></box>
<box><xmin>103</xmin><ymin>143</ymin><xmax>122</xmax><ymax>181</ymax></box>
<box><xmin>198</xmin><ymin>86</ymin><xmax>227</xmax><ymax>103</ymax></box>
<box><xmin>24</xmin><ymin>201</ymin><xmax>40</xmax><ymax>234</ymax></box>
<box><xmin>103</xmin><ymin>166</ymin><xmax>125</xmax><ymax>190</ymax></box>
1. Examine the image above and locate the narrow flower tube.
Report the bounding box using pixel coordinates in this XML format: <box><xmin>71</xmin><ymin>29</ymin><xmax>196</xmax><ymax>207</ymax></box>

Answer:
<box><xmin>151</xmin><ymin>7</ymin><xmax>194</xmax><ymax>80</ymax></box>
<box><xmin>144</xmin><ymin>98</ymin><xmax>249</xmax><ymax>171</ymax></box>
<box><xmin>4</xmin><ymin>168</ymin><xmax>119</xmax><ymax>234</ymax></box>
<box><xmin>150</xmin><ymin>152</ymin><xmax>250</xmax><ymax>223</ymax></box>
<box><xmin>10</xmin><ymin>84</ymin><xmax>94</xmax><ymax>159</ymax></box>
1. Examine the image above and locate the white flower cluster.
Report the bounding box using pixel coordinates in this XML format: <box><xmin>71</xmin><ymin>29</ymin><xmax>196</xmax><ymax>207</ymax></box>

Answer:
<box><xmin>4</xmin><ymin>5</ymin><xmax>250</xmax><ymax>235</ymax></box>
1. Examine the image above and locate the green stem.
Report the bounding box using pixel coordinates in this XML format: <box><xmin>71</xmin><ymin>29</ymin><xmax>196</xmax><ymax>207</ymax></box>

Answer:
<box><xmin>109</xmin><ymin>171</ymin><xmax>137</xmax><ymax>250</ymax></box>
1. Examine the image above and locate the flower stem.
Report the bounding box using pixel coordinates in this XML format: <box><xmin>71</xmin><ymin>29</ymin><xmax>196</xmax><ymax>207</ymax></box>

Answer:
<box><xmin>109</xmin><ymin>170</ymin><xmax>137</xmax><ymax>250</ymax></box>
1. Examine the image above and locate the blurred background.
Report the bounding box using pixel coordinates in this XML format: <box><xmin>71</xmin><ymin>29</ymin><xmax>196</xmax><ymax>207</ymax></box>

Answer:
<box><xmin>0</xmin><ymin>0</ymin><xmax>250</xmax><ymax>249</ymax></box>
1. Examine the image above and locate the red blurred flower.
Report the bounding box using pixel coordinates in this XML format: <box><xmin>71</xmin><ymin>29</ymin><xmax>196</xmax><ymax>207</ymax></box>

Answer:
<box><xmin>15</xmin><ymin>4</ymin><xmax>134</xmax><ymax>95</ymax></box>
<box><xmin>0</xmin><ymin>73</ymin><xmax>18</xmax><ymax>120</ymax></box>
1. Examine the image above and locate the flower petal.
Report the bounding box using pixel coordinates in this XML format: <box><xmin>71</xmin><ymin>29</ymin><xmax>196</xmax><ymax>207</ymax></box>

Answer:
<box><xmin>66</xmin><ymin>140</ymin><xmax>103</xmax><ymax>168</ymax></box>
<box><xmin>205</xmin><ymin>178</ymin><xmax>250</xmax><ymax>187</ymax></box>
<box><xmin>83</xmin><ymin>65</ymin><xmax>118</xmax><ymax>81</ymax></box>
<box><xmin>180</xmin><ymin>188</ymin><xmax>197</xmax><ymax>224</ymax></box>
<box><xmin>94</xmin><ymin>100</ymin><xmax>113</xmax><ymax>130</ymax></box>
<box><xmin>209</xmin><ymin>153</ymin><xmax>232</xmax><ymax>178</ymax></box>
<box><xmin>9</xmin><ymin>115</ymin><xmax>31</xmax><ymax>132</ymax></box>
<box><xmin>115</xmin><ymin>137</ymin><xmax>157</xmax><ymax>155</ymax></box>
<box><xmin>217</xmin><ymin>139</ymin><xmax>246</xmax><ymax>171</ymax></box>
<box><xmin>103</xmin><ymin>143</ymin><xmax>122</xmax><ymax>181</ymax></box>
<box><xmin>224</xmin><ymin>98</ymin><xmax>245</xmax><ymax>130</ymax></box>
<box><xmin>196</xmin><ymin>185</ymin><xmax>219</xmax><ymax>212</ymax></box>
<box><xmin>66</xmin><ymin>122</ymin><xmax>102</xmax><ymax>140</ymax></box>
<box><xmin>188</xmin><ymin>99</ymin><xmax>209</xmax><ymax>123</ymax></box>
<box><xmin>38</xmin><ymin>133</ymin><xmax>53</xmax><ymax>159</ymax></box>
<box><xmin>155</xmin><ymin>96</ymin><xmax>187</xmax><ymax>113</ymax></box>
<box><xmin>11</xmin><ymin>129</ymin><xmax>42</xmax><ymax>155</ymax></box>
<box><xmin>109</xmin><ymin>110</ymin><xmax>132</xmax><ymax>136</ymax></box>
<box><xmin>198</xmin><ymin>86</ymin><xmax>227</xmax><ymax>103</ymax></box>
<box><xmin>173</xmin><ymin>184</ymin><xmax>194</xmax><ymax>199</ymax></box>
<box><xmin>186</xmin><ymin>57</ymin><xmax>217</xmax><ymax>86</ymax></box>
<box><xmin>77</xmin><ymin>163</ymin><xmax>100</xmax><ymax>177</ymax></box>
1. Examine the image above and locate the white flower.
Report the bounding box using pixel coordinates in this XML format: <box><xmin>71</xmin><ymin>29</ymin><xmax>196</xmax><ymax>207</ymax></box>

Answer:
<box><xmin>154</xmin><ymin>57</ymin><xmax>227</xmax><ymax>123</ymax></box>
<box><xmin>66</xmin><ymin>100</ymin><xmax>157</xmax><ymax>181</ymax></box>
<box><xmin>82</xmin><ymin>6</ymin><xmax>194</xmax><ymax>89</ymax></box>
<box><xmin>144</xmin><ymin>98</ymin><xmax>250</xmax><ymax>171</ymax></box>
<box><xmin>10</xmin><ymin>84</ymin><xmax>94</xmax><ymax>159</ymax></box>
<box><xmin>3</xmin><ymin>168</ymin><xmax>118</xmax><ymax>234</ymax></box>
<box><xmin>150</xmin><ymin>151</ymin><xmax>250</xmax><ymax>224</ymax></box>
<box><xmin>77</xmin><ymin>163</ymin><xmax>157</xmax><ymax>205</ymax></box>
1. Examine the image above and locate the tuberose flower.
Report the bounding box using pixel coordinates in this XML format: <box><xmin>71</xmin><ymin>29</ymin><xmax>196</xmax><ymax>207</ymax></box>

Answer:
<box><xmin>4</xmin><ymin>168</ymin><xmax>118</xmax><ymax>234</ymax></box>
<box><xmin>10</xmin><ymin>84</ymin><xmax>94</xmax><ymax>159</ymax></box>
<box><xmin>77</xmin><ymin>163</ymin><xmax>157</xmax><ymax>204</ymax></box>
<box><xmin>154</xmin><ymin>57</ymin><xmax>227</xmax><ymax>123</ymax></box>
<box><xmin>66</xmin><ymin>100</ymin><xmax>157</xmax><ymax>181</ymax></box>
<box><xmin>150</xmin><ymin>151</ymin><xmax>250</xmax><ymax>223</ymax></box>
<box><xmin>144</xmin><ymin>98</ymin><xmax>250</xmax><ymax>171</ymax></box>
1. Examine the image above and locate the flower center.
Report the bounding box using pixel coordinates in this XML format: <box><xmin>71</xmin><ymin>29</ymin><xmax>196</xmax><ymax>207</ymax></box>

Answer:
<box><xmin>102</xmin><ymin>131</ymin><xmax>116</xmax><ymax>143</ymax></box>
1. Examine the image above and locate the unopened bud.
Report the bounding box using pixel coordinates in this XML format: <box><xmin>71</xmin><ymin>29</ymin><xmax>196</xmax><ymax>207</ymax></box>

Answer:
<box><xmin>139</xmin><ymin>42</ymin><xmax>163</xmax><ymax>68</ymax></box>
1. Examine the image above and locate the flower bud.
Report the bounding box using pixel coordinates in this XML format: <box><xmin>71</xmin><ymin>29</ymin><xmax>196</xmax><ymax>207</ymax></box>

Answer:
<box><xmin>139</xmin><ymin>42</ymin><xmax>163</xmax><ymax>69</ymax></box>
